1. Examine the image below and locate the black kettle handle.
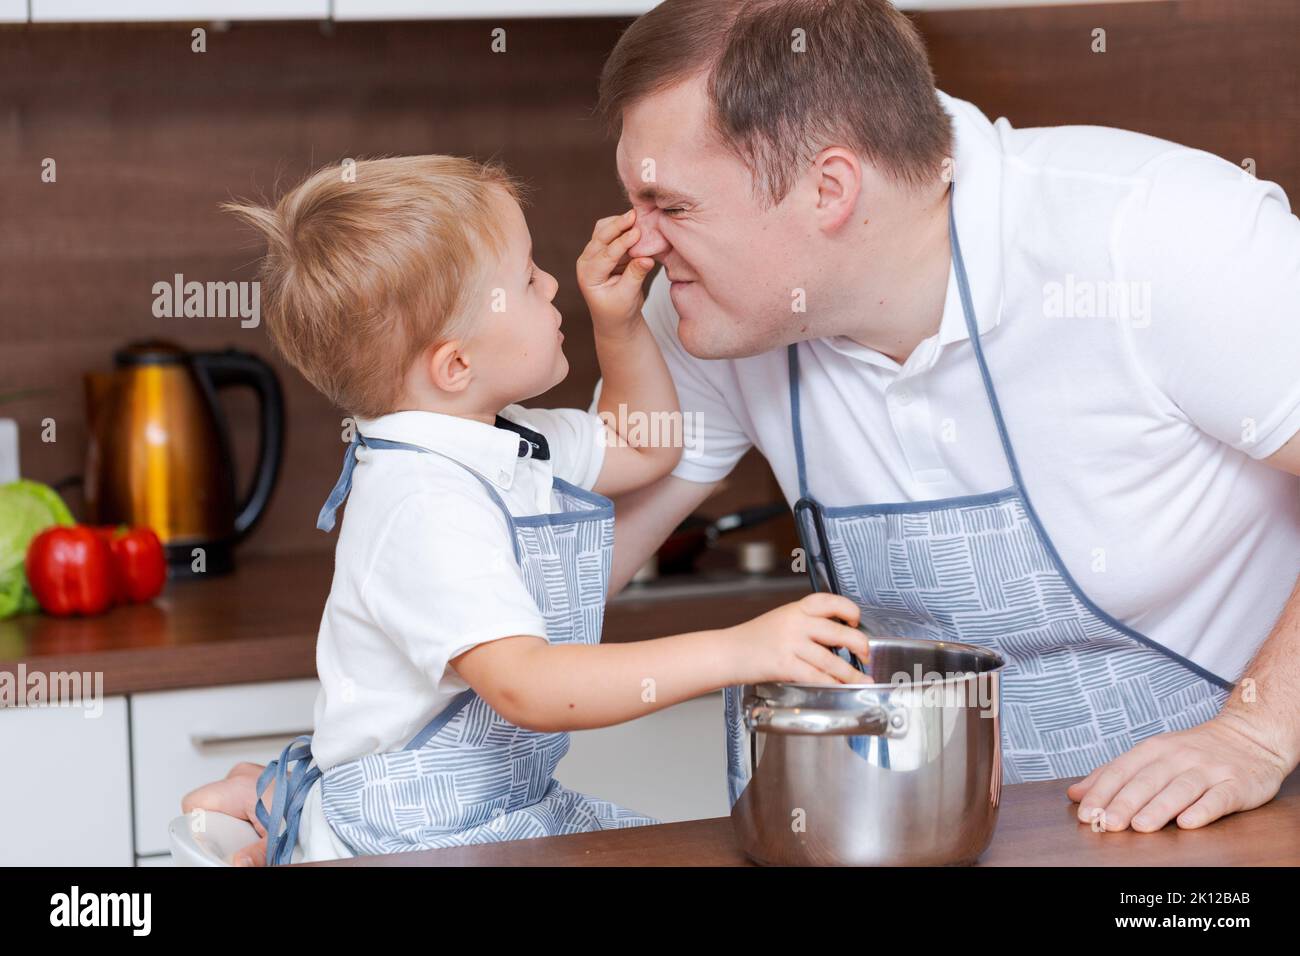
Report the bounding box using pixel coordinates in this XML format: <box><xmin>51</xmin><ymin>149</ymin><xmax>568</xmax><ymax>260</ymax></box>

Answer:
<box><xmin>192</xmin><ymin>349</ymin><xmax>285</xmax><ymax>540</ymax></box>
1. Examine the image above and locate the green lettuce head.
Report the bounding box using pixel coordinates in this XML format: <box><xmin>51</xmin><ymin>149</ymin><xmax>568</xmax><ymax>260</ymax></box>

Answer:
<box><xmin>0</xmin><ymin>480</ymin><xmax>75</xmax><ymax>619</ymax></box>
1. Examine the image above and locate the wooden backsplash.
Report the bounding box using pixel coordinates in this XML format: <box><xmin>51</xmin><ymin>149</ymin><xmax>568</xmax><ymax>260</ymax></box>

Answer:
<box><xmin>2</xmin><ymin>1</ymin><xmax>1295</xmax><ymax>557</ymax></box>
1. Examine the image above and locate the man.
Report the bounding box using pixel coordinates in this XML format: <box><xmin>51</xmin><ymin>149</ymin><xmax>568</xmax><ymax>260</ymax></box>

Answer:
<box><xmin>593</xmin><ymin>0</ymin><xmax>1300</xmax><ymax>832</ymax></box>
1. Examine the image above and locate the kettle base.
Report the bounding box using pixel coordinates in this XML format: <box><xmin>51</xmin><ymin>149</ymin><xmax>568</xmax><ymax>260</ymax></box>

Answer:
<box><xmin>165</xmin><ymin>540</ymin><xmax>235</xmax><ymax>578</ymax></box>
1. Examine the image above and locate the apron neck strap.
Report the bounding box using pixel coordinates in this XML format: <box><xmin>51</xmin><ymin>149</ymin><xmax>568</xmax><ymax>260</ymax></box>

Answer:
<box><xmin>316</xmin><ymin>434</ymin><xmax>362</xmax><ymax>532</ymax></box>
<box><xmin>947</xmin><ymin>182</ymin><xmax>1030</xmax><ymax>497</ymax></box>
<box><xmin>315</xmin><ymin>432</ymin><xmax>522</xmax><ymax>564</ymax></box>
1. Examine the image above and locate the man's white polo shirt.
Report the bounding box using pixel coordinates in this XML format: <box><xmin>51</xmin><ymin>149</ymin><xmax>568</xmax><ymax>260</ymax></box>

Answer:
<box><xmin>294</xmin><ymin>405</ymin><xmax>606</xmax><ymax>862</ymax></box>
<box><xmin>631</xmin><ymin>90</ymin><xmax>1300</xmax><ymax>685</ymax></box>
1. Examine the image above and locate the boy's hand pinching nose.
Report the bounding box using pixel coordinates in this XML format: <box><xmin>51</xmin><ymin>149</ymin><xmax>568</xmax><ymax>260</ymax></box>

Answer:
<box><xmin>577</xmin><ymin>208</ymin><xmax>655</xmax><ymax>333</ymax></box>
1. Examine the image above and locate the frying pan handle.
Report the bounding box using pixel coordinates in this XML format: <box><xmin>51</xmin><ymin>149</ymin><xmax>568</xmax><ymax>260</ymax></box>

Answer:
<box><xmin>794</xmin><ymin>496</ymin><xmax>840</xmax><ymax>595</ymax></box>
<box><xmin>794</xmin><ymin>496</ymin><xmax>869</xmax><ymax>672</ymax></box>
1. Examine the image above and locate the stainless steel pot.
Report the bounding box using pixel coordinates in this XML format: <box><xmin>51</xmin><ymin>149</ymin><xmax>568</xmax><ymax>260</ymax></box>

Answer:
<box><xmin>731</xmin><ymin>636</ymin><xmax>1005</xmax><ymax>866</ymax></box>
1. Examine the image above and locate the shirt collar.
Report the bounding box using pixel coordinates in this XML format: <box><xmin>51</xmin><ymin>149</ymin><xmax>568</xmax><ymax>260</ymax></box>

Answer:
<box><xmin>353</xmin><ymin>409</ymin><xmax>546</xmax><ymax>491</ymax></box>
<box><xmin>935</xmin><ymin>89</ymin><xmax>1005</xmax><ymax>348</ymax></box>
<box><xmin>822</xmin><ymin>90</ymin><xmax>1004</xmax><ymax>369</ymax></box>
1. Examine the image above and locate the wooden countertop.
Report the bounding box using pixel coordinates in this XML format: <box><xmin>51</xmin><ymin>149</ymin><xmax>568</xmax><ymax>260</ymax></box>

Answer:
<box><xmin>0</xmin><ymin>550</ymin><xmax>806</xmax><ymax>701</ymax></box>
<box><xmin>299</xmin><ymin>767</ymin><xmax>1300</xmax><ymax>867</ymax></box>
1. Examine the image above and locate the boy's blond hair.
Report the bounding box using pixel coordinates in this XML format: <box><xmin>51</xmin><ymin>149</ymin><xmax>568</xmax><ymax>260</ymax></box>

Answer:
<box><xmin>223</xmin><ymin>155</ymin><xmax>521</xmax><ymax>418</ymax></box>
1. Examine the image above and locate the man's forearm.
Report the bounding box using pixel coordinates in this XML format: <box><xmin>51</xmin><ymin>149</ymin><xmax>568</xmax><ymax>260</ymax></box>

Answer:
<box><xmin>607</xmin><ymin>474</ymin><xmax>719</xmax><ymax>596</ymax></box>
<box><xmin>1219</xmin><ymin>574</ymin><xmax>1300</xmax><ymax>768</ymax></box>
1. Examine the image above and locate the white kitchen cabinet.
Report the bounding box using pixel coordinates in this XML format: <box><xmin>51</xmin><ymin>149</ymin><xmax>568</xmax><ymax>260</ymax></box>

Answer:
<box><xmin>1</xmin><ymin>675</ymin><xmax>719</xmax><ymax>865</ymax></box>
<box><xmin>131</xmin><ymin>679</ymin><xmax>319</xmax><ymax>857</ymax></box>
<box><xmin>557</xmin><ymin>690</ymin><xmax>729</xmax><ymax>823</ymax></box>
<box><xmin>333</xmin><ymin>0</ymin><xmax>656</xmax><ymax>20</ymax></box>
<box><xmin>0</xmin><ymin>697</ymin><xmax>133</xmax><ymax>866</ymax></box>
<box><xmin>31</xmin><ymin>0</ymin><xmax>328</xmax><ymax>21</ymax></box>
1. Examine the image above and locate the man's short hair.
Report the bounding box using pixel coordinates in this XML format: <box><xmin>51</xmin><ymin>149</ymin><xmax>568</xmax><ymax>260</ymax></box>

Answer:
<box><xmin>598</xmin><ymin>0</ymin><xmax>953</xmax><ymax>204</ymax></box>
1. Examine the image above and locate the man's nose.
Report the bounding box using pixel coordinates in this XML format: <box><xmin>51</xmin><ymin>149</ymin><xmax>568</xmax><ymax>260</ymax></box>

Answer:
<box><xmin>628</xmin><ymin>209</ymin><xmax>670</xmax><ymax>260</ymax></box>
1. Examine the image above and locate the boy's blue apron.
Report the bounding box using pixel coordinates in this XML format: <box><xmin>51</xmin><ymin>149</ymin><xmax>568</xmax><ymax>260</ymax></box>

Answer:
<box><xmin>257</xmin><ymin>430</ymin><xmax>657</xmax><ymax>865</ymax></box>
<box><xmin>723</xmin><ymin>185</ymin><xmax>1233</xmax><ymax>804</ymax></box>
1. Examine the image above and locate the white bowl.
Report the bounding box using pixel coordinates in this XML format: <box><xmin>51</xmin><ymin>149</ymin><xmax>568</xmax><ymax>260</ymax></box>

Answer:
<box><xmin>168</xmin><ymin>811</ymin><xmax>261</xmax><ymax>867</ymax></box>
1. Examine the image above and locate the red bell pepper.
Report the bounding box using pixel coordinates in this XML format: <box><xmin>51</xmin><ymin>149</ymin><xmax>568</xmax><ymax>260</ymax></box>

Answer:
<box><xmin>96</xmin><ymin>526</ymin><xmax>167</xmax><ymax>604</ymax></box>
<box><xmin>25</xmin><ymin>526</ymin><xmax>116</xmax><ymax>617</ymax></box>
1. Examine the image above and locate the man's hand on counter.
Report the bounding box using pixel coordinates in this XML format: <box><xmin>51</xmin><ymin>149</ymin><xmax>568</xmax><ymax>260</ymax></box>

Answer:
<box><xmin>1067</xmin><ymin>714</ymin><xmax>1294</xmax><ymax>833</ymax></box>
<box><xmin>1074</xmin><ymin>575</ymin><xmax>1300</xmax><ymax>833</ymax></box>
<box><xmin>181</xmin><ymin>760</ymin><xmax>269</xmax><ymax>866</ymax></box>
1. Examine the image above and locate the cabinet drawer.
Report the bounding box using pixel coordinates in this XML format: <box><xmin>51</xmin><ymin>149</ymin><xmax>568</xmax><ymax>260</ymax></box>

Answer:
<box><xmin>0</xmin><ymin>697</ymin><xmax>132</xmax><ymax>866</ymax></box>
<box><xmin>131</xmin><ymin>679</ymin><xmax>319</xmax><ymax>856</ymax></box>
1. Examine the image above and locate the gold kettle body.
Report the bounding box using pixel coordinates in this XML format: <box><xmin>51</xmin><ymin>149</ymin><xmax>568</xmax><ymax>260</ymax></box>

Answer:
<box><xmin>84</xmin><ymin>340</ymin><xmax>284</xmax><ymax>577</ymax></box>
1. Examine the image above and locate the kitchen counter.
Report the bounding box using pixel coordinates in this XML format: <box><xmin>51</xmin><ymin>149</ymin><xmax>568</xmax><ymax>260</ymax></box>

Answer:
<box><xmin>298</xmin><ymin>767</ymin><xmax>1300</xmax><ymax>867</ymax></box>
<box><xmin>0</xmin><ymin>551</ymin><xmax>807</xmax><ymax>701</ymax></box>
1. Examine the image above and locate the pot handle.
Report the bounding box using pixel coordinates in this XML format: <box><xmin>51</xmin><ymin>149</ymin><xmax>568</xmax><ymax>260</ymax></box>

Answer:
<box><xmin>744</xmin><ymin>695</ymin><xmax>908</xmax><ymax>737</ymax></box>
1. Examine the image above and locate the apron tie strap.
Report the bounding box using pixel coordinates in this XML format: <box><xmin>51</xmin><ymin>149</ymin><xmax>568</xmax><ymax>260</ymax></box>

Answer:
<box><xmin>255</xmin><ymin>735</ymin><xmax>323</xmax><ymax>866</ymax></box>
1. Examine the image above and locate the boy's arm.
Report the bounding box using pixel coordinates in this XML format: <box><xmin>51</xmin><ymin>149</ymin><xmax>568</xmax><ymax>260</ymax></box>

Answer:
<box><xmin>592</xmin><ymin>318</ymin><xmax>682</xmax><ymax>496</ymax></box>
<box><xmin>451</xmin><ymin>630</ymin><xmax>732</xmax><ymax>732</ymax></box>
<box><xmin>451</xmin><ymin>594</ymin><xmax>870</xmax><ymax>733</ymax></box>
<box><xmin>577</xmin><ymin>209</ymin><xmax>682</xmax><ymax>497</ymax></box>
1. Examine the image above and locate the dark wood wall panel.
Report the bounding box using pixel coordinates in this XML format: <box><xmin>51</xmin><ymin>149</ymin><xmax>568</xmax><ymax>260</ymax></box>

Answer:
<box><xmin>1</xmin><ymin>1</ymin><xmax>1294</xmax><ymax>558</ymax></box>
<box><xmin>0</xmin><ymin>18</ymin><xmax>693</xmax><ymax>558</ymax></box>
<box><xmin>915</xmin><ymin>0</ymin><xmax>1300</xmax><ymax>200</ymax></box>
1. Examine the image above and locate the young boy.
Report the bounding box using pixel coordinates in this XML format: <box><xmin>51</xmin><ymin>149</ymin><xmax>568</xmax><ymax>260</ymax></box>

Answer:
<box><xmin>185</xmin><ymin>155</ymin><xmax>867</xmax><ymax>864</ymax></box>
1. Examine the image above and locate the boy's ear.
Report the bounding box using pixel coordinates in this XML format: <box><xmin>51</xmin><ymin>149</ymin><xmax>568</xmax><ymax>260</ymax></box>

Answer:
<box><xmin>427</xmin><ymin>340</ymin><xmax>473</xmax><ymax>393</ymax></box>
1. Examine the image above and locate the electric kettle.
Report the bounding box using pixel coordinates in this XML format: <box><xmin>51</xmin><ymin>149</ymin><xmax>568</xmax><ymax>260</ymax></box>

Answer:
<box><xmin>84</xmin><ymin>340</ymin><xmax>285</xmax><ymax>577</ymax></box>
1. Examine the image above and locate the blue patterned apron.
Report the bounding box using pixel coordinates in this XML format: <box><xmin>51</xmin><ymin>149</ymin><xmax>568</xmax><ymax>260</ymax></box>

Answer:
<box><xmin>257</xmin><ymin>429</ymin><xmax>657</xmax><ymax>865</ymax></box>
<box><xmin>723</xmin><ymin>187</ymin><xmax>1233</xmax><ymax>802</ymax></box>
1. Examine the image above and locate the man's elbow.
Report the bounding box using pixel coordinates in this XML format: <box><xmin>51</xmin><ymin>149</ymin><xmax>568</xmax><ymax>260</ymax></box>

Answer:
<box><xmin>641</xmin><ymin>442</ymin><xmax>683</xmax><ymax>483</ymax></box>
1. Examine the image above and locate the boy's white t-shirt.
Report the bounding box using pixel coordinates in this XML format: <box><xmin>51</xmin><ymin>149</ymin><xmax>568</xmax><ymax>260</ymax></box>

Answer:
<box><xmin>292</xmin><ymin>404</ymin><xmax>607</xmax><ymax>863</ymax></box>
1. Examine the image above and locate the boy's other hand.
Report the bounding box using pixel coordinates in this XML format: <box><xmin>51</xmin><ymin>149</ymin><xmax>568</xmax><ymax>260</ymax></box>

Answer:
<box><xmin>577</xmin><ymin>208</ymin><xmax>656</xmax><ymax>334</ymax></box>
<box><xmin>180</xmin><ymin>760</ymin><xmax>270</xmax><ymax>866</ymax></box>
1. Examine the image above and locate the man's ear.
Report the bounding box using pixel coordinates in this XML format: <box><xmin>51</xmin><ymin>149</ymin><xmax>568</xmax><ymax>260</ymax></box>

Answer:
<box><xmin>426</xmin><ymin>340</ymin><xmax>474</xmax><ymax>393</ymax></box>
<box><xmin>812</xmin><ymin>147</ymin><xmax>863</xmax><ymax>234</ymax></box>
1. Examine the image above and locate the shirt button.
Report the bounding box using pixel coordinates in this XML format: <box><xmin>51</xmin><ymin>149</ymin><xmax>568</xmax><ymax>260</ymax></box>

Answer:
<box><xmin>894</xmin><ymin>388</ymin><xmax>914</xmax><ymax>406</ymax></box>
<box><xmin>498</xmin><ymin>469</ymin><xmax>511</xmax><ymax>485</ymax></box>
